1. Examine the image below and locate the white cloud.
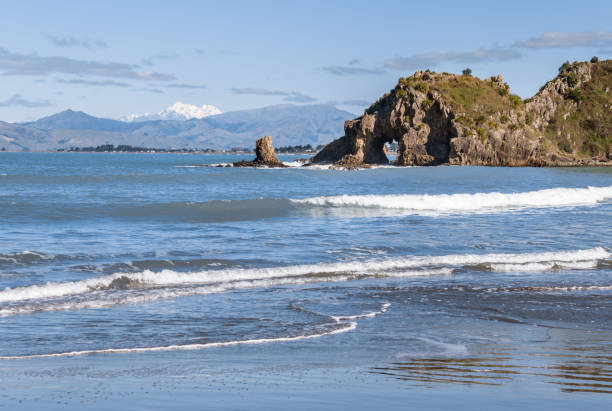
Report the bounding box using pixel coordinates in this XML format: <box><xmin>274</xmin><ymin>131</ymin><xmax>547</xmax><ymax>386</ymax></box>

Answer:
<box><xmin>516</xmin><ymin>31</ymin><xmax>612</xmax><ymax>48</ymax></box>
<box><xmin>385</xmin><ymin>48</ymin><xmax>521</xmax><ymax>70</ymax></box>
<box><xmin>321</xmin><ymin>66</ymin><xmax>385</xmax><ymax>76</ymax></box>
<box><xmin>229</xmin><ymin>87</ymin><xmax>316</xmax><ymax>103</ymax></box>
<box><xmin>166</xmin><ymin>83</ymin><xmax>208</xmax><ymax>90</ymax></box>
<box><xmin>46</xmin><ymin>35</ymin><xmax>108</xmax><ymax>49</ymax></box>
<box><xmin>141</xmin><ymin>54</ymin><xmax>179</xmax><ymax>67</ymax></box>
<box><xmin>56</xmin><ymin>78</ymin><xmax>129</xmax><ymax>87</ymax></box>
<box><xmin>0</xmin><ymin>94</ymin><xmax>51</xmax><ymax>108</ymax></box>
<box><xmin>0</xmin><ymin>48</ymin><xmax>175</xmax><ymax>81</ymax></box>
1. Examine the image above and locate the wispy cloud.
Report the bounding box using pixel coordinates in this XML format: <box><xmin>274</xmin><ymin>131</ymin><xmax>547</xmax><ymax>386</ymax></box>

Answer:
<box><xmin>516</xmin><ymin>31</ymin><xmax>612</xmax><ymax>49</ymax></box>
<box><xmin>135</xmin><ymin>88</ymin><xmax>165</xmax><ymax>94</ymax></box>
<box><xmin>342</xmin><ymin>99</ymin><xmax>371</xmax><ymax>106</ymax></box>
<box><xmin>321</xmin><ymin>66</ymin><xmax>385</xmax><ymax>76</ymax></box>
<box><xmin>141</xmin><ymin>54</ymin><xmax>179</xmax><ymax>67</ymax></box>
<box><xmin>56</xmin><ymin>78</ymin><xmax>130</xmax><ymax>87</ymax></box>
<box><xmin>46</xmin><ymin>35</ymin><xmax>108</xmax><ymax>50</ymax></box>
<box><xmin>0</xmin><ymin>94</ymin><xmax>51</xmax><ymax>108</ymax></box>
<box><xmin>385</xmin><ymin>48</ymin><xmax>521</xmax><ymax>70</ymax></box>
<box><xmin>166</xmin><ymin>83</ymin><xmax>208</xmax><ymax>89</ymax></box>
<box><xmin>195</xmin><ymin>49</ymin><xmax>206</xmax><ymax>56</ymax></box>
<box><xmin>348</xmin><ymin>59</ymin><xmax>360</xmax><ymax>66</ymax></box>
<box><xmin>0</xmin><ymin>48</ymin><xmax>175</xmax><ymax>81</ymax></box>
<box><xmin>384</xmin><ymin>31</ymin><xmax>612</xmax><ymax>71</ymax></box>
<box><xmin>283</xmin><ymin>92</ymin><xmax>316</xmax><ymax>103</ymax></box>
<box><xmin>229</xmin><ymin>87</ymin><xmax>316</xmax><ymax>103</ymax></box>
<box><xmin>229</xmin><ymin>87</ymin><xmax>288</xmax><ymax>96</ymax></box>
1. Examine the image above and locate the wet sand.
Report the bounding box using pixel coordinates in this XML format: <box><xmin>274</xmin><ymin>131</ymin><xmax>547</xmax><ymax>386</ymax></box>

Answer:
<box><xmin>2</xmin><ymin>317</ymin><xmax>611</xmax><ymax>410</ymax></box>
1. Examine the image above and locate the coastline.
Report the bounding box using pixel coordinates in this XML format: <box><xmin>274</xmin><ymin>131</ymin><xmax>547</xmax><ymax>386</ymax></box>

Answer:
<box><xmin>3</xmin><ymin>151</ymin><xmax>610</xmax><ymax>168</ymax></box>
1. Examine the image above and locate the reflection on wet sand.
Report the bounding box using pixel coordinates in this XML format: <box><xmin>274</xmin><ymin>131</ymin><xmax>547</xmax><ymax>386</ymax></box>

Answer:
<box><xmin>371</xmin><ymin>351</ymin><xmax>612</xmax><ymax>393</ymax></box>
<box><xmin>371</xmin><ymin>357</ymin><xmax>518</xmax><ymax>386</ymax></box>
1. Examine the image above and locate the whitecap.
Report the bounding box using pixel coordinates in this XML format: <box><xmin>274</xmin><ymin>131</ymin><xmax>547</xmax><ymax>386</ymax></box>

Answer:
<box><xmin>291</xmin><ymin>185</ymin><xmax>612</xmax><ymax>214</ymax></box>
<box><xmin>0</xmin><ymin>247</ymin><xmax>607</xmax><ymax>315</ymax></box>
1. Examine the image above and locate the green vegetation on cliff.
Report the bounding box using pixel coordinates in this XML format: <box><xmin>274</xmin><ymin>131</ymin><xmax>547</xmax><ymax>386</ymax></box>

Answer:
<box><xmin>432</xmin><ymin>75</ymin><xmax>510</xmax><ymax>112</ymax></box>
<box><xmin>542</xmin><ymin>60</ymin><xmax>611</xmax><ymax>156</ymax></box>
<box><xmin>390</xmin><ymin>69</ymin><xmax>538</xmax><ymax>155</ymax></box>
<box><xmin>428</xmin><ymin>74</ymin><xmax>530</xmax><ymax>138</ymax></box>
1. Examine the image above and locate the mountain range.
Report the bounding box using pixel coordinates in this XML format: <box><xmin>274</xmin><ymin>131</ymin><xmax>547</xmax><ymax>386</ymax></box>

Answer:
<box><xmin>0</xmin><ymin>104</ymin><xmax>355</xmax><ymax>151</ymax></box>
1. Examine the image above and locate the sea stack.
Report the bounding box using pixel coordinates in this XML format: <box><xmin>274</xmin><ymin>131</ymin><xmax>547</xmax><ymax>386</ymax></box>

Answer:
<box><xmin>233</xmin><ymin>136</ymin><xmax>287</xmax><ymax>167</ymax></box>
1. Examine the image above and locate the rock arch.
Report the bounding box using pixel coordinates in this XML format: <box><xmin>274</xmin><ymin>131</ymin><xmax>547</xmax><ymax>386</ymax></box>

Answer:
<box><xmin>312</xmin><ymin>99</ymin><xmax>453</xmax><ymax>167</ymax></box>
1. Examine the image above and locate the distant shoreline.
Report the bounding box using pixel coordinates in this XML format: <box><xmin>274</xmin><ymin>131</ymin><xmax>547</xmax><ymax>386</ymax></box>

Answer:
<box><xmin>0</xmin><ymin>150</ymin><xmax>320</xmax><ymax>155</ymax></box>
<box><xmin>0</xmin><ymin>143</ymin><xmax>322</xmax><ymax>155</ymax></box>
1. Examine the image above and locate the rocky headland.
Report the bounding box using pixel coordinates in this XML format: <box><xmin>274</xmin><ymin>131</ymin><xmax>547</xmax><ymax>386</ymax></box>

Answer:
<box><xmin>312</xmin><ymin>59</ymin><xmax>611</xmax><ymax>167</ymax></box>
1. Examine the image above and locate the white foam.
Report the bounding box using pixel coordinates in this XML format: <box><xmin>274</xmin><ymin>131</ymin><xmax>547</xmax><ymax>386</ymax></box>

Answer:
<box><xmin>384</xmin><ymin>268</ymin><xmax>455</xmax><ymax>277</ymax></box>
<box><xmin>177</xmin><ymin>163</ymin><xmax>234</xmax><ymax>168</ymax></box>
<box><xmin>491</xmin><ymin>260</ymin><xmax>598</xmax><ymax>272</ymax></box>
<box><xmin>291</xmin><ymin>185</ymin><xmax>612</xmax><ymax>213</ymax></box>
<box><xmin>282</xmin><ymin>161</ymin><xmax>307</xmax><ymax>167</ymax></box>
<box><xmin>301</xmin><ymin>164</ymin><xmax>403</xmax><ymax>171</ymax></box>
<box><xmin>331</xmin><ymin>302</ymin><xmax>391</xmax><ymax>321</ymax></box>
<box><xmin>0</xmin><ymin>247</ymin><xmax>607</xmax><ymax>305</ymax></box>
<box><xmin>525</xmin><ymin>285</ymin><xmax>612</xmax><ymax>292</ymax></box>
<box><xmin>303</xmin><ymin>164</ymin><xmax>332</xmax><ymax>170</ymax></box>
<box><xmin>0</xmin><ymin>275</ymin><xmax>358</xmax><ymax>317</ymax></box>
<box><xmin>0</xmin><ymin>321</ymin><xmax>357</xmax><ymax>360</ymax></box>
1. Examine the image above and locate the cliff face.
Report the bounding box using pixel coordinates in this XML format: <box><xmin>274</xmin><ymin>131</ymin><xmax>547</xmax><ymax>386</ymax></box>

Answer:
<box><xmin>529</xmin><ymin>60</ymin><xmax>611</xmax><ymax>159</ymax></box>
<box><xmin>312</xmin><ymin>59</ymin><xmax>611</xmax><ymax>167</ymax></box>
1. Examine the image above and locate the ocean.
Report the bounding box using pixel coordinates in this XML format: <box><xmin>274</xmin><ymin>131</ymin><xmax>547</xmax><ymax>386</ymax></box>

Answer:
<box><xmin>0</xmin><ymin>152</ymin><xmax>611</xmax><ymax>410</ymax></box>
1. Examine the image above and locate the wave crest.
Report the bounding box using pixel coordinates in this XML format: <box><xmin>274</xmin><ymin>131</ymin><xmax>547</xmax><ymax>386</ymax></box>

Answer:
<box><xmin>291</xmin><ymin>185</ymin><xmax>612</xmax><ymax>214</ymax></box>
<box><xmin>0</xmin><ymin>247</ymin><xmax>608</xmax><ymax>317</ymax></box>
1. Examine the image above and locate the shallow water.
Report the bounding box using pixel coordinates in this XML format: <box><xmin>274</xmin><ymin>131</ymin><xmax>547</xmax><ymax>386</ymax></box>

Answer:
<box><xmin>0</xmin><ymin>152</ymin><xmax>611</xmax><ymax>409</ymax></box>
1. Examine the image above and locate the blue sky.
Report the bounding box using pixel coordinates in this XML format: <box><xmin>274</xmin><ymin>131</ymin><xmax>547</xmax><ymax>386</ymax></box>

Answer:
<box><xmin>0</xmin><ymin>0</ymin><xmax>610</xmax><ymax>122</ymax></box>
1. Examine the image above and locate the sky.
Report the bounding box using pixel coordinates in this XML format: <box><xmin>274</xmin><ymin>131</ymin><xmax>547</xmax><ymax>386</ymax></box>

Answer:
<box><xmin>0</xmin><ymin>0</ymin><xmax>611</xmax><ymax>122</ymax></box>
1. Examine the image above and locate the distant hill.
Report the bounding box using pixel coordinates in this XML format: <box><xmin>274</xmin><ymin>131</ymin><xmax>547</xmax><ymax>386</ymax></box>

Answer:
<box><xmin>22</xmin><ymin>110</ymin><xmax>140</xmax><ymax>132</ymax></box>
<box><xmin>0</xmin><ymin>104</ymin><xmax>355</xmax><ymax>151</ymax></box>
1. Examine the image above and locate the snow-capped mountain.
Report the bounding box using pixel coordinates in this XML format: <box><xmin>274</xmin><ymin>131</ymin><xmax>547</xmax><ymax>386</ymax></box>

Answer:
<box><xmin>121</xmin><ymin>102</ymin><xmax>222</xmax><ymax>122</ymax></box>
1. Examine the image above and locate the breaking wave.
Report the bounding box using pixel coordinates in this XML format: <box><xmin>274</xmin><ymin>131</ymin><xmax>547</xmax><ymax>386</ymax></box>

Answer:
<box><xmin>291</xmin><ymin>185</ymin><xmax>612</xmax><ymax>214</ymax></box>
<box><xmin>0</xmin><ymin>250</ymin><xmax>57</xmax><ymax>266</ymax></box>
<box><xmin>0</xmin><ymin>247</ymin><xmax>608</xmax><ymax>317</ymax></box>
<box><xmin>5</xmin><ymin>186</ymin><xmax>611</xmax><ymax>224</ymax></box>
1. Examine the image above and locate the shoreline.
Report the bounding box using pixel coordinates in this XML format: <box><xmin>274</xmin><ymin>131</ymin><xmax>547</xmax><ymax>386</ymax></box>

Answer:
<box><xmin>0</xmin><ymin>150</ymin><xmax>319</xmax><ymax>155</ymax></box>
<box><xmin>1</xmin><ymin>151</ymin><xmax>610</xmax><ymax>168</ymax></box>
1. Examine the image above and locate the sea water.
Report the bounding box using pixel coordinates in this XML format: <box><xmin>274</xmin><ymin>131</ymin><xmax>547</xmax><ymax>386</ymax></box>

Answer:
<box><xmin>0</xmin><ymin>152</ymin><xmax>611</xmax><ymax>409</ymax></box>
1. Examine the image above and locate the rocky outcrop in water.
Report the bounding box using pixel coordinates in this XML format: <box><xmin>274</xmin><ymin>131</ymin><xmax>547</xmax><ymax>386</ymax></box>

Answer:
<box><xmin>312</xmin><ymin>59</ymin><xmax>611</xmax><ymax>167</ymax></box>
<box><xmin>233</xmin><ymin>136</ymin><xmax>287</xmax><ymax>167</ymax></box>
